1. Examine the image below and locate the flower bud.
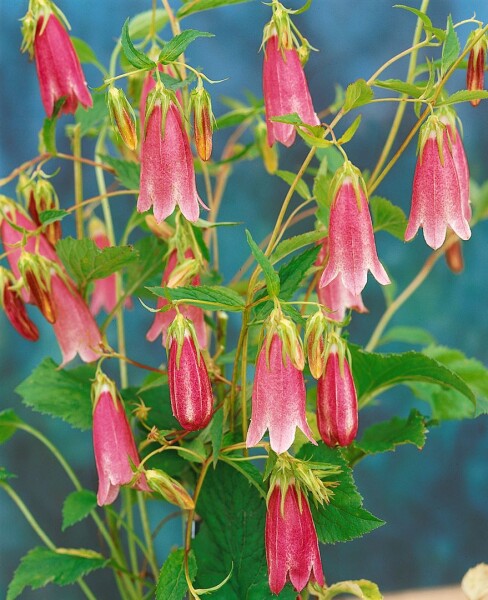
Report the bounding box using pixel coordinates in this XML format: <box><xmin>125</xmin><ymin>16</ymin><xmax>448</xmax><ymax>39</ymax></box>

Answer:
<box><xmin>27</xmin><ymin>179</ymin><xmax>62</xmax><ymax>246</ymax></box>
<box><xmin>18</xmin><ymin>252</ymin><xmax>57</xmax><ymax>323</ymax></box>
<box><xmin>466</xmin><ymin>30</ymin><xmax>487</xmax><ymax>107</ymax></box>
<box><xmin>166</xmin><ymin>314</ymin><xmax>213</xmax><ymax>431</ymax></box>
<box><xmin>145</xmin><ymin>469</ymin><xmax>195</xmax><ymax>510</ymax></box>
<box><xmin>445</xmin><ymin>239</ymin><xmax>464</xmax><ymax>273</ymax></box>
<box><xmin>107</xmin><ymin>87</ymin><xmax>138</xmax><ymax>151</ymax></box>
<box><xmin>0</xmin><ymin>267</ymin><xmax>39</xmax><ymax>341</ymax></box>
<box><xmin>304</xmin><ymin>311</ymin><xmax>328</xmax><ymax>379</ymax></box>
<box><xmin>191</xmin><ymin>86</ymin><xmax>213</xmax><ymax>161</ymax></box>
<box><xmin>254</xmin><ymin>121</ymin><xmax>278</xmax><ymax>174</ymax></box>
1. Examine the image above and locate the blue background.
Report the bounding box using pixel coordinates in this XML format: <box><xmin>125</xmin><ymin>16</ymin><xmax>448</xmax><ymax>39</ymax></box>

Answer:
<box><xmin>1</xmin><ymin>0</ymin><xmax>488</xmax><ymax>597</ymax></box>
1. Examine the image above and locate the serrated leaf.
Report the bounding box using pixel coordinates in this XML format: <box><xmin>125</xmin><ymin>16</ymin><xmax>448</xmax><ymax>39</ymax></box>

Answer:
<box><xmin>354</xmin><ymin>410</ymin><xmax>428</xmax><ymax>455</ymax></box>
<box><xmin>296</xmin><ymin>128</ymin><xmax>334</xmax><ymax>149</ymax></box>
<box><xmin>178</xmin><ymin>0</ymin><xmax>253</xmax><ymax>18</ymax></box>
<box><xmin>441</xmin><ymin>15</ymin><xmax>460</xmax><ymax>76</ymax></box>
<box><xmin>159</xmin><ymin>30</ymin><xmax>214</xmax><ymax>64</ymax></box>
<box><xmin>193</xmin><ymin>462</ymin><xmax>295</xmax><ymax>599</ymax></box>
<box><xmin>270</xmin><ymin>230</ymin><xmax>325</xmax><ymax>264</ymax></box>
<box><xmin>0</xmin><ymin>409</ymin><xmax>23</xmax><ymax>445</ymax></box>
<box><xmin>439</xmin><ymin>89</ymin><xmax>488</xmax><ymax>105</ymax></box>
<box><xmin>343</xmin><ymin>79</ymin><xmax>374</xmax><ymax>113</ymax></box>
<box><xmin>128</xmin><ymin>9</ymin><xmax>168</xmax><ymax>39</ymax></box>
<box><xmin>56</xmin><ymin>237</ymin><xmax>138</xmax><ymax>287</ymax></box>
<box><xmin>75</xmin><ymin>94</ymin><xmax>109</xmax><ymax>136</ymax></box>
<box><xmin>100</xmin><ymin>154</ymin><xmax>140</xmax><ymax>190</ymax></box>
<box><xmin>337</xmin><ymin>115</ymin><xmax>362</xmax><ymax>144</ymax></box>
<box><xmin>319</xmin><ymin>579</ymin><xmax>382</xmax><ymax>600</ymax></box>
<box><xmin>269</xmin><ymin>112</ymin><xmax>303</xmax><ymax>125</ymax></box>
<box><xmin>370</xmin><ymin>195</ymin><xmax>407</xmax><ymax>239</ymax></box>
<box><xmin>121</xmin><ymin>18</ymin><xmax>156</xmax><ymax>70</ymax></box>
<box><xmin>348</xmin><ymin>346</ymin><xmax>475</xmax><ymax>407</ymax></box>
<box><xmin>71</xmin><ymin>38</ymin><xmax>105</xmax><ymax>72</ymax></box>
<box><xmin>279</xmin><ymin>245</ymin><xmax>320</xmax><ymax>300</ymax></box>
<box><xmin>62</xmin><ymin>490</ymin><xmax>97</xmax><ymax>531</ymax></box>
<box><xmin>156</xmin><ymin>548</ymin><xmax>197</xmax><ymax>600</ymax></box>
<box><xmin>297</xmin><ymin>443</ymin><xmax>385</xmax><ymax>543</ymax></box>
<box><xmin>215</xmin><ymin>107</ymin><xmax>258</xmax><ymax>129</ymax></box>
<box><xmin>16</xmin><ymin>359</ymin><xmax>95</xmax><ymax>431</ymax></box>
<box><xmin>275</xmin><ymin>170</ymin><xmax>311</xmax><ymax>200</ymax></box>
<box><xmin>7</xmin><ymin>547</ymin><xmax>108</xmax><ymax>600</ymax></box>
<box><xmin>38</xmin><ymin>209</ymin><xmax>69</xmax><ymax>225</ymax></box>
<box><xmin>377</xmin><ymin>325</ymin><xmax>436</xmax><ymax>348</ymax></box>
<box><xmin>148</xmin><ymin>284</ymin><xmax>245</xmax><ymax>312</ymax></box>
<box><xmin>246</xmin><ymin>229</ymin><xmax>280</xmax><ymax>297</ymax></box>
<box><xmin>374</xmin><ymin>78</ymin><xmax>426</xmax><ymax>98</ymax></box>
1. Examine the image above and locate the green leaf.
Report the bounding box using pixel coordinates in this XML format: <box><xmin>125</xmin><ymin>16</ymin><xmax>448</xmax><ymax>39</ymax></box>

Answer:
<box><xmin>0</xmin><ymin>467</ymin><xmax>16</xmax><ymax>481</ymax></box>
<box><xmin>121</xmin><ymin>19</ymin><xmax>156</xmax><ymax>70</ymax></box>
<box><xmin>393</xmin><ymin>5</ymin><xmax>445</xmax><ymax>39</ymax></box>
<box><xmin>16</xmin><ymin>359</ymin><xmax>95</xmax><ymax>431</ymax></box>
<box><xmin>320</xmin><ymin>579</ymin><xmax>382</xmax><ymax>600</ymax></box>
<box><xmin>297</xmin><ymin>443</ymin><xmax>385</xmax><ymax>543</ymax></box>
<box><xmin>159</xmin><ymin>30</ymin><xmax>214</xmax><ymax>64</ymax></box>
<box><xmin>337</xmin><ymin>115</ymin><xmax>362</xmax><ymax>144</ymax></box>
<box><xmin>75</xmin><ymin>94</ymin><xmax>109</xmax><ymax>136</ymax></box>
<box><xmin>296</xmin><ymin>128</ymin><xmax>334</xmax><ymax>149</ymax></box>
<box><xmin>374</xmin><ymin>79</ymin><xmax>426</xmax><ymax>98</ymax></box>
<box><xmin>269</xmin><ymin>112</ymin><xmax>303</xmax><ymax>125</ymax></box>
<box><xmin>62</xmin><ymin>490</ymin><xmax>97</xmax><ymax>532</ymax></box>
<box><xmin>128</xmin><ymin>9</ymin><xmax>168</xmax><ymax>39</ymax></box>
<box><xmin>71</xmin><ymin>38</ymin><xmax>105</xmax><ymax>72</ymax></box>
<box><xmin>193</xmin><ymin>462</ymin><xmax>295</xmax><ymax>599</ymax></box>
<box><xmin>441</xmin><ymin>15</ymin><xmax>460</xmax><ymax>76</ymax></box>
<box><xmin>370</xmin><ymin>195</ymin><xmax>407</xmax><ymax>240</ymax></box>
<box><xmin>348</xmin><ymin>346</ymin><xmax>475</xmax><ymax>407</ymax></box>
<box><xmin>377</xmin><ymin>325</ymin><xmax>436</xmax><ymax>348</ymax></box>
<box><xmin>439</xmin><ymin>89</ymin><xmax>488</xmax><ymax>105</ymax></box>
<box><xmin>56</xmin><ymin>237</ymin><xmax>138</xmax><ymax>287</ymax></box>
<box><xmin>275</xmin><ymin>170</ymin><xmax>311</xmax><ymax>200</ymax></box>
<box><xmin>148</xmin><ymin>284</ymin><xmax>245</xmax><ymax>312</ymax></box>
<box><xmin>178</xmin><ymin>0</ymin><xmax>253</xmax><ymax>18</ymax></box>
<box><xmin>7</xmin><ymin>547</ymin><xmax>108</xmax><ymax>600</ymax></box>
<box><xmin>343</xmin><ymin>79</ymin><xmax>374</xmax><ymax>113</ymax></box>
<box><xmin>278</xmin><ymin>245</ymin><xmax>320</xmax><ymax>300</ymax></box>
<box><xmin>0</xmin><ymin>409</ymin><xmax>23</xmax><ymax>445</ymax></box>
<box><xmin>125</xmin><ymin>236</ymin><xmax>167</xmax><ymax>298</ymax></box>
<box><xmin>122</xmin><ymin>384</ymin><xmax>180</xmax><ymax>434</ymax></box>
<box><xmin>210</xmin><ymin>407</ymin><xmax>224</xmax><ymax>467</ymax></box>
<box><xmin>100</xmin><ymin>155</ymin><xmax>140</xmax><ymax>190</ymax></box>
<box><xmin>215</xmin><ymin>106</ymin><xmax>259</xmax><ymax>129</ymax></box>
<box><xmin>270</xmin><ymin>230</ymin><xmax>325</xmax><ymax>264</ymax></box>
<box><xmin>156</xmin><ymin>548</ymin><xmax>197</xmax><ymax>600</ymax></box>
<box><xmin>354</xmin><ymin>410</ymin><xmax>428</xmax><ymax>455</ymax></box>
<box><xmin>38</xmin><ymin>209</ymin><xmax>69</xmax><ymax>226</ymax></box>
<box><xmin>246</xmin><ymin>229</ymin><xmax>280</xmax><ymax>297</ymax></box>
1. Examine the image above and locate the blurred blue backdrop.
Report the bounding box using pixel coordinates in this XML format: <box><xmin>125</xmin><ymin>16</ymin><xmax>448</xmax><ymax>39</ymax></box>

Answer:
<box><xmin>1</xmin><ymin>0</ymin><xmax>488</xmax><ymax>597</ymax></box>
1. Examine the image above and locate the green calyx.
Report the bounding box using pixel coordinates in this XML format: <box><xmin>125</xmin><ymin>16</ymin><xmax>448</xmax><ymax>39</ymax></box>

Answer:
<box><xmin>329</xmin><ymin>160</ymin><xmax>367</xmax><ymax>212</ymax></box>
<box><xmin>262</xmin><ymin>306</ymin><xmax>304</xmax><ymax>370</ymax></box>
<box><xmin>166</xmin><ymin>313</ymin><xmax>201</xmax><ymax>369</ymax></box>
<box><xmin>91</xmin><ymin>370</ymin><xmax>119</xmax><ymax>413</ymax></box>
<box><xmin>417</xmin><ymin>114</ymin><xmax>449</xmax><ymax>167</ymax></box>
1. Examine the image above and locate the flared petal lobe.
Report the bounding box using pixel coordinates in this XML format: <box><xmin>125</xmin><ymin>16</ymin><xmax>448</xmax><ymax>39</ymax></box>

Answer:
<box><xmin>138</xmin><ymin>103</ymin><xmax>200</xmax><ymax>223</ymax></box>
<box><xmin>34</xmin><ymin>14</ymin><xmax>92</xmax><ymax>117</ymax></box>
<box><xmin>167</xmin><ymin>330</ymin><xmax>213</xmax><ymax>431</ymax></box>
<box><xmin>317</xmin><ymin>350</ymin><xmax>358</xmax><ymax>447</ymax></box>
<box><xmin>246</xmin><ymin>334</ymin><xmax>315</xmax><ymax>454</ymax></box>
<box><xmin>266</xmin><ymin>483</ymin><xmax>324</xmax><ymax>594</ymax></box>
<box><xmin>405</xmin><ymin>130</ymin><xmax>471</xmax><ymax>249</ymax></box>
<box><xmin>445</xmin><ymin>123</ymin><xmax>471</xmax><ymax>222</ymax></box>
<box><xmin>93</xmin><ymin>388</ymin><xmax>149</xmax><ymax>506</ymax></box>
<box><xmin>319</xmin><ymin>181</ymin><xmax>390</xmax><ymax>297</ymax></box>
<box><xmin>263</xmin><ymin>35</ymin><xmax>319</xmax><ymax>147</ymax></box>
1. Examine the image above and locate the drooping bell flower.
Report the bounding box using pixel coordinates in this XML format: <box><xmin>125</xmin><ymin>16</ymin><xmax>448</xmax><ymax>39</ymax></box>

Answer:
<box><xmin>138</xmin><ymin>86</ymin><xmax>200</xmax><ymax>223</ymax></box>
<box><xmin>315</xmin><ymin>237</ymin><xmax>367</xmax><ymax>322</ymax></box>
<box><xmin>166</xmin><ymin>314</ymin><xmax>213</xmax><ymax>431</ymax></box>
<box><xmin>246</xmin><ymin>308</ymin><xmax>315</xmax><ymax>454</ymax></box>
<box><xmin>190</xmin><ymin>85</ymin><xmax>213</xmax><ymax>161</ymax></box>
<box><xmin>92</xmin><ymin>372</ymin><xmax>150</xmax><ymax>506</ymax></box>
<box><xmin>405</xmin><ymin>115</ymin><xmax>471</xmax><ymax>250</ymax></box>
<box><xmin>145</xmin><ymin>469</ymin><xmax>195</xmax><ymax>510</ymax></box>
<box><xmin>25</xmin><ymin>9</ymin><xmax>92</xmax><ymax>117</ymax></box>
<box><xmin>18</xmin><ymin>252</ymin><xmax>57</xmax><ymax>324</ymax></box>
<box><xmin>319</xmin><ymin>162</ymin><xmax>390</xmax><ymax>297</ymax></box>
<box><xmin>263</xmin><ymin>33</ymin><xmax>319</xmax><ymax>147</ymax></box>
<box><xmin>466</xmin><ymin>29</ymin><xmax>487</xmax><ymax>107</ymax></box>
<box><xmin>0</xmin><ymin>267</ymin><xmax>39</xmax><ymax>341</ymax></box>
<box><xmin>266</xmin><ymin>481</ymin><xmax>324</xmax><ymax>594</ymax></box>
<box><xmin>139</xmin><ymin>64</ymin><xmax>182</xmax><ymax>131</ymax></box>
<box><xmin>317</xmin><ymin>343</ymin><xmax>358</xmax><ymax>447</ymax></box>
<box><xmin>146</xmin><ymin>248</ymin><xmax>207</xmax><ymax>348</ymax></box>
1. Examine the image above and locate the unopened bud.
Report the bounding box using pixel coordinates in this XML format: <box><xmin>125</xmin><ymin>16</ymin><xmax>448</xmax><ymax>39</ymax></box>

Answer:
<box><xmin>145</xmin><ymin>215</ymin><xmax>175</xmax><ymax>240</ymax></box>
<box><xmin>445</xmin><ymin>239</ymin><xmax>464</xmax><ymax>273</ymax></box>
<box><xmin>18</xmin><ymin>253</ymin><xmax>57</xmax><ymax>323</ymax></box>
<box><xmin>191</xmin><ymin>86</ymin><xmax>213</xmax><ymax>161</ymax></box>
<box><xmin>145</xmin><ymin>469</ymin><xmax>195</xmax><ymax>510</ymax></box>
<box><xmin>27</xmin><ymin>179</ymin><xmax>62</xmax><ymax>246</ymax></box>
<box><xmin>304</xmin><ymin>311</ymin><xmax>329</xmax><ymax>379</ymax></box>
<box><xmin>166</xmin><ymin>258</ymin><xmax>200</xmax><ymax>288</ymax></box>
<box><xmin>107</xmin><ymin>87</ymin><xmax>138</xmax><ymax>150</ymax></box>
<box><xmin>0</xmin><ymin>267</ymin><xmax>39</xmax><ymax>341</ymax></box>
<box><xmin>466</xmin><ymin>31</ymin><xmax>487</xmax><ymax>107</ymax></box>
<box><xmin>255</xmin><ymin>122</ymin><xmax>278</xmax><ymax>174</ymax></box>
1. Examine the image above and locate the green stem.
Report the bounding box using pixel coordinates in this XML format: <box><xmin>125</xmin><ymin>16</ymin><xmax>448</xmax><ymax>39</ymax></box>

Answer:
<box><xmin>137</xmin><ymin>494</ymin><xmax>159</xmax><ymax>580</ymax></box>
<box><xmin>124</xmin><ymin>488</ymin><xmax>140</xmax><ymax>595</ymax></box>
<box><xmin>72</xmin><ymin>123</ymin><xmax>84</xmax><ymax>239</ymax></box>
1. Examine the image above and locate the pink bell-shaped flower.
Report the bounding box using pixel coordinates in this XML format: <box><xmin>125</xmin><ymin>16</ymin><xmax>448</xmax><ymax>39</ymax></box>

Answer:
<box><xmin>167</xmin><ymin>314</ymin><xmax>213</xmax><ymax>431</ymax></box>
<box><xmin>92</xmin><ymin>373</ymin><xmax>150</xmax><ymax>506</ymax></box>
<box><xmin>147</xmin><ymin>248</ymin><xmax>207</xmax><ymax>348</ymax></box>
<box><xmin>0</xmin><ymin>267</ymin><xmax>39</xmax><ymax>341</ymax></box>
<box><xmin>33</xmin><ymin>13</ymin><xmax>92</xmax><ymax>117</ymax></box>
<box><xmin>263</xmin><ymin>34</ymin><xmax>319</xmax><ymax>147</ymax></box>
<box><xmin>316</xmin><ymin>237</ymin><xmax>367</xmax><ymax>322</ymax></box>
<box><xmin>319</xmin><ymin>162</ymin><xmax>390</xmax><ymax>297</ymax></box>
<box><xmin>246</xmin><ymin>309</ymin><xmax>315</xmax><ymax>454</ymax></box>
<box><xmin>317</xmin><ymin>344</ymin><xmax>358</xmax><ymax>447</ymax></box>
<box><xmin>138</xmin><ymin>87</ymin><xmax>200</xmax><ymax>223</ymax></box>
<box><xmin>405</xmin><ymin>115</ymin><xmax>471</xmax><ymax>249</ymax></box>
<box><xmin>266</xmin><ymin>481</ymin><xmax>324</xmax><ymax>594</ymax></box>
